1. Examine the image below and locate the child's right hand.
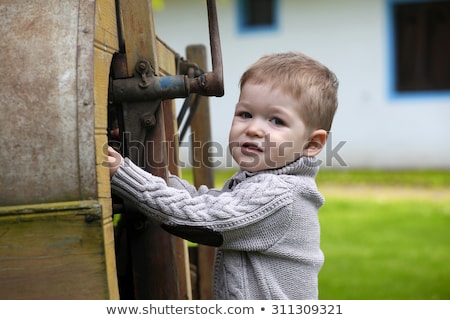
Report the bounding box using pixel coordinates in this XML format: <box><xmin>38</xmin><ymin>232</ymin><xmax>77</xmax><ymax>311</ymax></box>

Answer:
<box><xmin>107</xmin><ymin>146</ymin><xmax>124</xmax><ymax>178</ymax></box>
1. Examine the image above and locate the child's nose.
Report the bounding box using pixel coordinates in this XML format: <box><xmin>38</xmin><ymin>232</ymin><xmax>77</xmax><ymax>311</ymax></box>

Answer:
<box><xmin>245</xmin><ymin>119</ymin><xmax>265</xmax><ymax>137</ymax></box>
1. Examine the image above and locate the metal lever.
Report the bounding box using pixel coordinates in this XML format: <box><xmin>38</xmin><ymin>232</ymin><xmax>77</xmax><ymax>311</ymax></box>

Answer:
<box><xmin>112</xmin><ymin>0</ymin><xmax>224</xmax><ymax>103</ymax></box>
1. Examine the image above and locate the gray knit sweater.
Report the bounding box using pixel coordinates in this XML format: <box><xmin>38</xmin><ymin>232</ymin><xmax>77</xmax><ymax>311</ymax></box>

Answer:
<box><xmin>111</xmin><ymin>156</ymin><xmax>325</xmax><ymax>300</ymax></box>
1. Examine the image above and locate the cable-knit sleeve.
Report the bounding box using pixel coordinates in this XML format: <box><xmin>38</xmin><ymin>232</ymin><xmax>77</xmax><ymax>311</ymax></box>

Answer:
<box><xmin>167</xmin><ymin>173</ymin><xmax>221</xmax><ymax>197</ymax></box>
<box><xmin>110</xmin><ymin>158</ymin><xmax>292</xmax><ymax>232</ymax></box>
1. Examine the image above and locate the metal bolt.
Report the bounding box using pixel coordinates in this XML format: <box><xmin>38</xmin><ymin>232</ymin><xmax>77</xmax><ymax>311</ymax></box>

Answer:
<box><xmin>142</xmin><ymin>114</ymin><xmax>156</xmax><ymax>127</ymax></box>
<box><xmin>138</xmin><ymin>62</ymin><xmax>146</xmax><ymax>70</ymax></box>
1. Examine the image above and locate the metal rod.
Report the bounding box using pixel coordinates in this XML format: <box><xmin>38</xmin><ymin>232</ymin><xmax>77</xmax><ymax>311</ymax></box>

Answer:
<box><xmin>206</xmin><ymin>0</ymin><xmax>224</xmax><ymax>95</ymax></box>
<box><xmin>187</xmin><ymin>0</ymin><xmax>224</xmax><ymax>97</ymax></box>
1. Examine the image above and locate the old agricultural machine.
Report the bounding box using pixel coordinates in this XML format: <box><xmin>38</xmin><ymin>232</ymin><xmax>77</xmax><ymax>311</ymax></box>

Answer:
<box><xmin>0</xmin><ymin>0</ymin><xmax>223</xmax><ymax>299</ymax></box>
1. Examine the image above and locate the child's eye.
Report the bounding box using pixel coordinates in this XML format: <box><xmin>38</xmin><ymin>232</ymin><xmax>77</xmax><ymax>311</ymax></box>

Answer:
<box><xmin>239</xmin><ymin>112</ymin><xmax>252</xmax><ymax>119</ymax></box>
<box><xmin>270</xmin><ymin>118</ymin><xmax>285</xmax><ymax>126</ymax></box>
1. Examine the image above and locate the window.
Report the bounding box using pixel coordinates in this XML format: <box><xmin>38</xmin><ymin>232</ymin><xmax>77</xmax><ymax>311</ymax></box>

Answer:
<box><xmin>237</xmin><ymin>0</ymin><xmax>279</xmax><ymax>34</ymax></box>
<box><xmin>391</xmin><ymin>0</ymin><xmax>450</xmax><ymax>93</ymax></box>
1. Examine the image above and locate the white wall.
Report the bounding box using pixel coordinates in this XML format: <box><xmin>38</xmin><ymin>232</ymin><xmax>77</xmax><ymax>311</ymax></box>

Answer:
<box><xmin>153</xmin><ymin>0</ymin><xmax>450</xmax><ymax>169</ymax></box>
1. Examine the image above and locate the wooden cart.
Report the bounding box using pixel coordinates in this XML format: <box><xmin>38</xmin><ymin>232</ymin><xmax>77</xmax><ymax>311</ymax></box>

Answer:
<box><xmin>0</xmin><ymin>0</ymin><xmax>222</xmax><ymax>299</ymax></box>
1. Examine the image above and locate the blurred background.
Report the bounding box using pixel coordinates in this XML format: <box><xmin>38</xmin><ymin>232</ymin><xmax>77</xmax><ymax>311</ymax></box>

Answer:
<box><xmin>154</xmin><ymin>0</ymin><xmax>450</xmax><ymax>299</ymax></box>
<box><xmin>153</xmin><ymin>0</ymin><xmax>450</xmax><ymax>170</ymax></box>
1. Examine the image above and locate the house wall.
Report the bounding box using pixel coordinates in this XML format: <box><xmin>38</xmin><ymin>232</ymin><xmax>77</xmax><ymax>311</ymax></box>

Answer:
<box><xmin>153</xmin><ymin>0</ymin><xmax>450</xmax><ymax>169</ymax></box>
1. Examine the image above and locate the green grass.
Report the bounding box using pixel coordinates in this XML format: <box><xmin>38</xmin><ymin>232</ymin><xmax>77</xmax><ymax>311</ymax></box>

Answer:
<box><xmin>318</xmin><ymin>197</ymin><xmax>450</xmax><ymax>299</ymax></box>
<box><xmin>316</xmin><ymin>169</ymin><xmax>450</xmax><ymax>188</ymax></box>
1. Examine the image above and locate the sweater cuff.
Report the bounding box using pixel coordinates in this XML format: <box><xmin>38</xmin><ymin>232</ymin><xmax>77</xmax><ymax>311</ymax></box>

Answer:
<box><xmin>111</xmin><ymin>157</ymin><xmax>167</xmax><ymax>195</ymax></box>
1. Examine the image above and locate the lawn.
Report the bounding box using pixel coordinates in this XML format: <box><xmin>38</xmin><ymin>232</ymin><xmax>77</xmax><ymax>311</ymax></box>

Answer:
<box><xmin>182</xmin><ymin>168</ymin><xmax>450</xmax><ymax>300</ymax></box>
<box><xmin>318</xmin><ymin>196</ymin><xmax>450</xmax><ymax>300</ymax></box>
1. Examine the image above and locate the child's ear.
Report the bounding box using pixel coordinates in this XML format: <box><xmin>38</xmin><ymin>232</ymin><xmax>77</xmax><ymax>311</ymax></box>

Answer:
<box><xmin>303</xmin><ymin>129</ymin><xmax>328</xmax><ymax>157</ymax></box>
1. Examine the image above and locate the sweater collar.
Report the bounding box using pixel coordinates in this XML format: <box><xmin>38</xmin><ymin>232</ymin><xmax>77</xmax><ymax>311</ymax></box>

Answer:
<box><xmin>229</xmin><ymin>156</ymin><xmax>320</xmax><ymax>186</ymax></box>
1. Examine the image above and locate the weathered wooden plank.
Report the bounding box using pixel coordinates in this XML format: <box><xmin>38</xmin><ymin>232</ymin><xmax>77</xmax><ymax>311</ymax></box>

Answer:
<box><xmin>94</xmin><ymin>0</ymin><xmax>119</xmax><ymax>55</ymax></box>
<box><xmin>159</xmin><ymin>39</ymin><xmax>191</xmax><ymax>299</ymax></box>
<box><xmin>0</xmin><ymin>201</ymin><xmax>108</xmax><ymax>299</ymax></box>
<box><xmin>156</xmin><ymin>37</ymin><xmax>178</xmax><ymax>76</ymax></box>
<box><xmin>186</xmin><ymin>45</ymin><xmax>216</xmax><ymax>300</ymax></box>
<box><xmin>94</xmin><ymin>0</ymin><xmax>121</xmax><ymax>299</ymax></box>
<box><xmin>118</xmin><ymin>0</ymin><xmax>159</xmax><ymax>76</ymax></box>
<box><xmin>0</xmin><ymin>0</ymin><xmax>119</xmax><ymax>300</ymax></box>
<box><xmin>116</xmin><ymin>0</ymin><xmax>191</xmax><ymax>299</ymax></box>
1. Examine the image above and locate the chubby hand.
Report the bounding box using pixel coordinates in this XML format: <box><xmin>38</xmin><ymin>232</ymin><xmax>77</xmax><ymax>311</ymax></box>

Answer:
<box><xmin>107</xmin><ymin>146</ymin><xmax>124</xmax><ymax>177</ymax></box>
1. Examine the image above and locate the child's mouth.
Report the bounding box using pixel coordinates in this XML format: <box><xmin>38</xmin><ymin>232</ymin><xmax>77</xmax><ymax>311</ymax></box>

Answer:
<box><xmin>241</xmin><ymin>142</ymin><xmax>263</xmax><ymax>155</ymax></box>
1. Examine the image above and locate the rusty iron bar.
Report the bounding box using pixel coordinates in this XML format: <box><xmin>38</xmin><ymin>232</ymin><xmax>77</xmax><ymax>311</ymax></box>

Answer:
<box><xmin>113</xmin><ymin>75</ymin><xmax>191</xmax><ymax>102</ymax></box>
<box><xmin>188</xmin><ymin>0</ymin><xmax>224</xmax><ymax>97</ymax></box>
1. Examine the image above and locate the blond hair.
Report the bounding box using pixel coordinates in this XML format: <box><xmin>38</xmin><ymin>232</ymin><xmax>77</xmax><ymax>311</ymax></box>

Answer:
<box><xmin>239</xmin><ymin>52</ymin><xmax>338</xmax><ymax>132</ymax></box>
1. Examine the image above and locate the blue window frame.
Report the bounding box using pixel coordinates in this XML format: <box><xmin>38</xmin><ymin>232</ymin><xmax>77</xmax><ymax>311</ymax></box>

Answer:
<box><xmin>237</xmin><ymin>0</ymin><xmax>279</xmax><ymax>34</ymax></box>
<box><xmin>387</xmin><ymin>0</ymin><xmax>450</xmax><ymax>99</ymax></box>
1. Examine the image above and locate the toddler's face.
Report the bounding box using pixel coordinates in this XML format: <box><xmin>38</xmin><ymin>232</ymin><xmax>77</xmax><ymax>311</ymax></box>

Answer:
<box><xmin>229</xmin><ymin>82</ymin><xmax>313</xmax><ymax>172</ymax></box>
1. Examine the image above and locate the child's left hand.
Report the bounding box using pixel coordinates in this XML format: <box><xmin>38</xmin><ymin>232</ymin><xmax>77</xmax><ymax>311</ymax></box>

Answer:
<box><xmin>107</xmin><ymin>146</ymin><xmax>124</xmax><ymax>178</ymax></box>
